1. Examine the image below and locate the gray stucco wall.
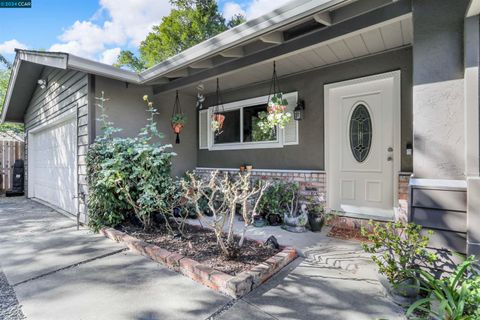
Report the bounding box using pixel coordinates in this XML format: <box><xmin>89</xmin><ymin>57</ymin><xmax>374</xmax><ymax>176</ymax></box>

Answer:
<box><xmin>24</xmin><ymin>67</ymin><xmax>89</xmax><ymax>221</ymax></box>
<box><xmin>94</xmin><ymin>76</ymin><xmax>153</xmax><ymax>138</ymax></box>
<box><xmin>198</xmin><ymin>47</ymin><xmax>413</xmax><ymax>171</ymax></box>
<box><xmin>152</xmin><ymin>92</ymin><xmax>198</xmax><ymax>177</ymax></box>
<box><xmin>412</xmin><ymin>0</ymin><xmax>469</xmax><ymax>179</ymax></box>
<box><xmin>93</xmin><ymin>76</ymin><xmax>197</xmax><ymax>177</ymax></box>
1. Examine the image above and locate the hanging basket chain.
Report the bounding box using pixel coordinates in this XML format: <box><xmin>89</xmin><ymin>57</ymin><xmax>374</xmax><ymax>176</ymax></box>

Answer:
<box><xmin>257</xmin><ymin>61</ymin><xmax>292</xmax><ymax>134</ymax></box>
<box><xmin>267</xmin><ymin>61</ymin><xmax>281</xmax><ymax>102</ymax></box>
<box><xmin>212</xmin><ymin>78</ymin><xmax>225</xmax><ymax>136</ymax></box>
<box><xmin>171</xmin><ymin>90</ymin><xmax>185</xmax><ymax>144</ymax></box>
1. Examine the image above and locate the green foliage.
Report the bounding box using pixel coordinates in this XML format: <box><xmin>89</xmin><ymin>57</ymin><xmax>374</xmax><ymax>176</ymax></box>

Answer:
<box><xmin>116</xmin><ymin>0</ymin><xmax>246</xmax><ymax>70</ymax></box>
<box><xmin>361</xmin><ymin>221</ymin><xmax>438</xmax><ymax>285</ymax></box>
<box><xmin>257</xmin><ymin>94</ymin><xmax>292</xmax><ymax>134</ymax></box>
<box><xmin>406</xmin><ymin>257</ymin><xmax>480</xmax><ymax>320</ymax></box>
<box><xmin>227</xmin><ymin>14</ymin><xmax>246</xmax><ymax>28</ymax></box>
<box><xmin>86</xmin><ymin>93</ymin><xmax>177</xmax><ymax>231</ymax></box>
<box><xmin>113</xmin><ymin>50</ymin><xmax>146</xmax><ymax>72</ymax></box>
<box><xmin>258</xmin><ymin>181</ymin><xmax>299</xmax><ymax>219</ymax></box>
<box><xmin>0</xmin><ymin>64</ymin><xmax>24</xmax><ymax>134</ymax></box>
<box><xmin>171</xmin><ymin>113</ymin><xmax>187</xmax><ymax>126</ymax></box>
<box><xmin>140</xmin><ymin>0</ymin><xmax>226</xmax><ymax>67</ymax></box>
<box><xmin>251</xmin><ymin>116</ymin><xmax>276</xmax><ymax>141</ymax></box>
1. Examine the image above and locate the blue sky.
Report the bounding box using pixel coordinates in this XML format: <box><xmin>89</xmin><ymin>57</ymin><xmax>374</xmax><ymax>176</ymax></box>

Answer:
<box><xmin>0</xmin><ymin>0</ymin><xmax>291</xmax><ymax>65</ymax></box>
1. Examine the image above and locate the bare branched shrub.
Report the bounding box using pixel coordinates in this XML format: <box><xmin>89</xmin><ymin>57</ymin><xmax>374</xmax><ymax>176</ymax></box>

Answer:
<box><xmin>182</xmin><ymin>171</ymin><xmax>268</xmax><ymax>259</ymax></box>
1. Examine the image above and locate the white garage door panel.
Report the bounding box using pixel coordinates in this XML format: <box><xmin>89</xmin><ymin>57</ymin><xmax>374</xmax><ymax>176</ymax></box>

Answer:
<box><xmin>30</xmin><ymin>117</ymin><xmax>77</xmax><ymax>215</ymax></box>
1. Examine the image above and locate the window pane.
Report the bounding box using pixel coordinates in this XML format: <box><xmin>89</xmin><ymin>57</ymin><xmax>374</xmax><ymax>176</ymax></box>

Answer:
<box><xmin>243</xmin><ymin>104</ymin><xmax>277</xmax><ymax>142</ymax></box>
<box><xmin>214</xmin><ymin>110</ymin><xmax>241</xmax><ymax>144</ymax></box>
<box><xmin>349</xmin><ymin>104</ymin><xmax>372</xmax><ymax>162</ymax></box>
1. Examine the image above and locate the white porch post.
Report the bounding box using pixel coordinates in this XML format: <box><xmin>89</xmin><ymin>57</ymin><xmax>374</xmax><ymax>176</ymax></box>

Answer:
<box><xmin>465</xmin><ymin>14</ymin><xmax>480</xmax><ymax>257</ymax></box>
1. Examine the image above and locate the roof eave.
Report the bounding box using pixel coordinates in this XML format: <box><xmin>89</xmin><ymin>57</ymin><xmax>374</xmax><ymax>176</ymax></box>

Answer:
<box><xmin>1</xmin><ymin>55</ymin><xmax>22</xmax><ymax>124</ymax></box>
<box><xmin>138</xmin><ymin>0</ymin><xmax>346</xmax><ymax>82</ymax></box>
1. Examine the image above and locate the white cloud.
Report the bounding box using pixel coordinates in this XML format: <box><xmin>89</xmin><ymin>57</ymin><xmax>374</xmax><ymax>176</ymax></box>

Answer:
<box><xmin>246</xmin><ymin>0</ymin><xmax>292</xmax><ymax>19</ymax></box>
<box><xmin>49</xmin><ymin>0</ymin><xmax>172</xmax><ymax>61</ymax></box>
<box><xmin>223</xmin><ymin>2</ymin><xmax>246</xmax><ymax>21</ymax></box>
<box><xmin>0</xmin><ymin>39</ymin><xmax>28</xmax><ymax>55</ymax></box>
<box><xmin>223</xmin><ymin>0</ymin><xmax>293</xmax><ymax>20</ymax></box>
<box><xmin>100</xmin><ymin>47</ymin><xmax>121</xmax><ymax>64</ymax></box>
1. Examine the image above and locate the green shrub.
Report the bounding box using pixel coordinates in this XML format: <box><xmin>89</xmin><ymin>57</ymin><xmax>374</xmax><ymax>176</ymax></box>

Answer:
<box><xmin>258</xmin><ymin>181</ymin><xmax>298</xmax><ymax>220</ymax></box>
<box><xmin>361</xmin><ymin>221</ymin><xmax>437</xmax><ymax>285</ymax></box>
<box><xmin>407</xmin><ymin>256</ymin><xmax>480</xmax><ymax>320</ymax></box>
<box><xmin>86</xmin><ymin>140</ymin><xmax>131</xmax><ymax>231</ymax></box>
<box><xmin>87</xmin><ymin>93</ymin><xmax>176</xmax><ymax>231</ymax></box>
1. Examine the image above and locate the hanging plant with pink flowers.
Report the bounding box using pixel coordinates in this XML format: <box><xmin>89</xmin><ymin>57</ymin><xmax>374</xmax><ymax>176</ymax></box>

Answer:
<box><xmin>257</xmin><ymin>62</ymin><xmax>292</xmax><ymax>134</ymax></box>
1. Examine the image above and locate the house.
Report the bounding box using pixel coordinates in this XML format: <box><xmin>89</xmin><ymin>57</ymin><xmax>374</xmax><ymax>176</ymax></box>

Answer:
<box><xmin>2</xmin><ymin>0</ymin><xmax>479</xmax><ymax>256</ymax></box>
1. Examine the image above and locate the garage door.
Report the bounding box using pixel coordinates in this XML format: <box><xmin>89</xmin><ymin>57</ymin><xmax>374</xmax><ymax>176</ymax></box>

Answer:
<box><xmin>29</xmin><ymin>116</ymin><xmax>77</xmax><ymax>215</ymax></box>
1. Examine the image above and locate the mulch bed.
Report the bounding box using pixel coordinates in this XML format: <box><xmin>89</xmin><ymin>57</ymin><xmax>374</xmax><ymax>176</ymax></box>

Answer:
<box><xmin>119</xmin><ymin>223</ymin><xmax>280</xmax><ymax>276</ymax></box>
<box><xmin>327</xmin><ymin>225</ymin><xmax>371</xmax><ymax>243</ymax></box>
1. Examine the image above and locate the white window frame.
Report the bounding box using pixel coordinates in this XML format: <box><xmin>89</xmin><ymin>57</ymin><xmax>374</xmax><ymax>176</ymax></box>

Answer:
<box><xmin>207</xmin><ymin>92</ymin><xmax>297</xmax><ymax>151</ymax></box>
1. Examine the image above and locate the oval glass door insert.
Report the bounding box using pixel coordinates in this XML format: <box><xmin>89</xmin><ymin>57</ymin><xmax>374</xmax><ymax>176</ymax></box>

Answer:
<box><xmin>349</xmin><ymin>104</ymin><xmax>372</xmax><ymax>162</ymax></box>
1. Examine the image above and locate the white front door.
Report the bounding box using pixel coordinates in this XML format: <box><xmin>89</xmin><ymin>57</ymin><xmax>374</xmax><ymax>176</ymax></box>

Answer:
<box><xmin>325</xmin><ymin>71</ymin><xmax>401</xmax><ymax>219</ymax></box>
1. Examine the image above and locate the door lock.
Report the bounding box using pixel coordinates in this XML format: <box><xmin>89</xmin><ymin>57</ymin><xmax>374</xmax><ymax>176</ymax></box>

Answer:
<box><xmin>387</xmin><ymin>147</ymin><xmax>394</xmax><ymax>152</ymax></box>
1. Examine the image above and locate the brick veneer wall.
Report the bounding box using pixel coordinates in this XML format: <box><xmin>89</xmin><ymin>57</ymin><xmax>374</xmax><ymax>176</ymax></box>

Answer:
<box><xmin>194</xmin><ymin>168</ymin><xmax>326</xmax><ymax>200</ymax></box>
<box><xmin>397</xmin><ymin>173</ymin><xmax>412</xmax><ymax>223</ymax></box>
<box><xmin>195</xmin><ymin>168</ymin><xmax>412</xmax><ymax>227</ymax></box>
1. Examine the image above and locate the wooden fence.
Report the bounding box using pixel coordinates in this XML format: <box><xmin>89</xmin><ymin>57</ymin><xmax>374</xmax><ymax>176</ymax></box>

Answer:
<box><xmin>0</xmin><ymin>133</ymin><xmax>25</xmax><ymax>192</ymax></box>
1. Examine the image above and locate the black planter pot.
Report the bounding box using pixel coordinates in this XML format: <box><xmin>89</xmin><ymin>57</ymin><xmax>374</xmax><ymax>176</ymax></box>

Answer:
<box><xmin>308</xmin><ymin>214</ymin><xmax>324</xmax><ymax>232</ymax></box>
<box><xmin>267</xmin><ymin>214</ymin><xmax>282</xmax><ymax>226</ymax></box>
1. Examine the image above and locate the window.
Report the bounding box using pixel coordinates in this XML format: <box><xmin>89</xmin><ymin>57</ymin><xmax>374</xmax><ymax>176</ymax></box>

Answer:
<box><xmin>349</xmin><ymin>103</ymin><xmax>372</xmax><ymax>162</ymax></box>
<box><xmin>214</xmin><ymin>110</ymin><xmax>241</xmax><ymax>144</ymax></box>
<box><xmin>198</xmin><ymin>92</ymin><xmax>299</xmax><ymax>150</ymax></box>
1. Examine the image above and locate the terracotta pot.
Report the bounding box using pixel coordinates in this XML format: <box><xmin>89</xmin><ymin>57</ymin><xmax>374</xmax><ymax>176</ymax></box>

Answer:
<box><xmin>172</xmin><ymin>123</ymin><xmax>183</xmax><ymax>134</ymax></box>
<box><xmin>213</xmin><ymin>114</ymin><xmax>225</xmax><ymax>129</ymax></box>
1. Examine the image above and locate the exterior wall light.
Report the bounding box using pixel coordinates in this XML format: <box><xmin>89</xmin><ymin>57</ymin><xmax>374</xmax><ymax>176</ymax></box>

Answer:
<box><xmin>294</xmin><ymin>100</ymin><xmax>305</xmax><ymax>120</ymax></box>
<box><xmin>37</xmin><ymin>79</ymin><xmax>48</xmax><ymax>89</ymax></box>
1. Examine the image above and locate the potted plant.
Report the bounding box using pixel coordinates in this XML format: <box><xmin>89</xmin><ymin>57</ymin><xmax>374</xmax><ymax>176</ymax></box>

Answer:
<box><xmin>171</xmin><ymin>114</ymin><xmax>186</xmax><ymax>134</ymax></box>
<box><xmin>257</xmin><ymin>182</ymin><xmax>290</xmax><ymax>226</ymax></box>
<box><xmin>306</xmin><ymin>193</ymin><xmax>326</xmax><ymax>232</ymax></box>
<box><xmin>211</xmin><ymin>113</ymin><xmax>225</xmax><ymax>133</ymax></box>
<box><xmin>257</xmin><ymin>93</ymin><xmax>292</xmax><ymax>134</ymax></box>
<box><xmin>281</xmin><ymin>183</ymin><xmax>308</xmax><ymax>233</ymax></box>
<box><xmin>307</xmin><ymin>204</ymin><xmax>325</xmax><ymax>232</ymax></box>
<box><xmin>361</xmin><ymin>221</ymin><xmax>438</xmax><ymax>305</ymax></box>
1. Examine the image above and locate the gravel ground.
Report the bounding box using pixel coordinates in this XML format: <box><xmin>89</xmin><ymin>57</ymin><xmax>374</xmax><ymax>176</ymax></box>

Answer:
<box><xmin>0</xmin><ymin>270</ymin><xmax>25</xmax><ymax>320</ymax></box>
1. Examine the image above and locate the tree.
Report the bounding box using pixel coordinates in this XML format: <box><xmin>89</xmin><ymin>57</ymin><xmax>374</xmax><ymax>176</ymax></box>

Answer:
<box><xmin>115</xmin><ymin>0</ymin><xmax>246</xmax><ymax>71</ymax></box>
<box><xmin>227</xmin><ymin>14</ymin><xmax>246</xmax><ymax>28</ymax></box>
<box><xmin>113</xmin><ymin>50</ymin><xmax>146</xmax><ymax>73</ymax></box>
<box><xmin>0</xmin><ymin>55</ymin><xmax>24</xmax><ymax>134</ymax></box>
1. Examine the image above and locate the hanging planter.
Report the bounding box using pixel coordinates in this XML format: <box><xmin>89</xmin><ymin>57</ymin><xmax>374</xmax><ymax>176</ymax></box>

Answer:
<box><xmin>212</xmin><ymin>78</ymin><xmax>225</xmax><ymax>136</ymax></box>
<box><xmin>171</xmin><ymin>90</ymin><xmax>186</xmax><ymax>144</ymax></box>
<box><xmin>257</xmin><ymin>61</ymin><xmax>292</xmax><ymax>134</ymax></box>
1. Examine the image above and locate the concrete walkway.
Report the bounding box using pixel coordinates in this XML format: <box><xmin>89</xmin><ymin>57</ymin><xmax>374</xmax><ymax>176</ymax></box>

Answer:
<box><xmin>0</xmin><ymin>198</ymin><xmax>406</xmax><ymax>319</ymax></box>
<box><xmin>195</xmin><ymin>217</ymin><xmax>407</xmax><ymax>320</ymax></box>
<box><xmin>0</xmin><ymin>198</ymin><xmax>229</xmax><ymax>320</ymax></box>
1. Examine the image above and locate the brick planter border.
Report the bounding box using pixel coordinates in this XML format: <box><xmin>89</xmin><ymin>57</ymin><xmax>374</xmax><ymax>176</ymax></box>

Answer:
<box><xmin>100</xmin><ymin>227</ymin><xmax>297</xmax><ymax>298</ymax></box>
